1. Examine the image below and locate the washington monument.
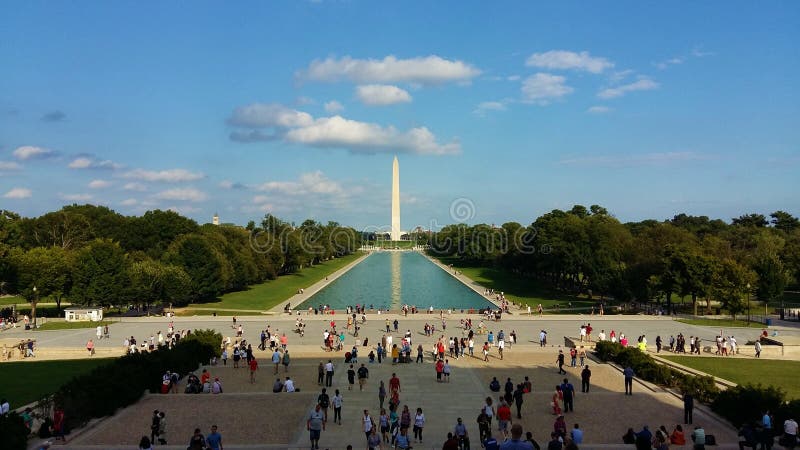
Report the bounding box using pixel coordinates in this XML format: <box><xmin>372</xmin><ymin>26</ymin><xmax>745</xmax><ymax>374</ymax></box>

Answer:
<box><xmin>391</xmin><ymin>156</ymin><xmax>401</xmax><ymax>241</ymax></box>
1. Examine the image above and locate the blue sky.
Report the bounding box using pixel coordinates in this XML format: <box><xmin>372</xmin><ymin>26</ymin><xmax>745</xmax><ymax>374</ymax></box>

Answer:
<box><xmin>1</xmin><ymin>1</ymin><xmax>798</xmax><ymax>231</ymax></box>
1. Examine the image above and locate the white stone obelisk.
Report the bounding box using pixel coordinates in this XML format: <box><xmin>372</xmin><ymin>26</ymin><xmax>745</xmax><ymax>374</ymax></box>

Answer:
<box><xmin>391</xmin><ymin>156</ymin><xmax>401</xmax><ymax>241</ymax></box>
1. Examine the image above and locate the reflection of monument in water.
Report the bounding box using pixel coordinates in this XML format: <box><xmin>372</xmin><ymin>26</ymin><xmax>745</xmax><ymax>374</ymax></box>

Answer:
<box><xmin>390</xmin><ymin>251</ymin><xmax>401</xmax><ymax>309</ymax></box>
<box><xmin>391</xmin><ymin>155</ymin><xmax>401</xmax><ymax>241</ymax></box>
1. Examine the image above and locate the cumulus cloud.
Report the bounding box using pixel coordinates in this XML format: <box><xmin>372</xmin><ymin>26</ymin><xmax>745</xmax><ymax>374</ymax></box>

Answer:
<box><xmin>521</xmin><ymin>73</ymin><xmax>573</xmax><ymax>104</ymax></box>
<box><xmin>324</xmin><ymin>100</ymin><xmax>345</xmax><ymax>113</ymax></box>
<box><xmin>586</xmin><ymin>106</ymin><xmax>611</xmax><ymax>114</ymax></box>
<box><xmin>255</xmin><ymin>171</ymin><xmax>344</xmax><ymax>196</ymax></box>
<box><xmin>13</xmin><ymin>146</ymin><xmax>56</xmax><ymax>160</ymax></box>
<box><xmin>473</xmin><ymin>101</ymin><xmax>508</xmax><ymax>116</ymax></box>
<box><xmin>355</xmin><ymin>85</ymin><xmax>412</xmax><ymax>106</ymax></box>
<box><xmin>299</xmin><ymin>55</ymin><xmax>481</xmax><ymax>84</ymax></box>
<box><xmin>88</xmin><ymin>179</ymin><xmax>112</xmax><ymax>189</ymax></box>
<box><xmin>68</xmin><ymin>156</ymin><xmax>123</xmax><ymax>170</ymax></box>
<box><xmin>121</xmin><ymin>198</ymin><xmax>138</xmax><ymax>206</ymax></box>
<box><xmin>121</xmin><ymin>168</ymin><xmax>204</xmax><ymax>183</ymax></box>
<box><xmin>41</xmin><ymin>110</ymin><xmax>66</xmax><ymax>122</ymax></box>
<box><xmin>60</xmin><ymin>193</ymin><xmax>93</xmax><ymax>201</ymax></box>
<box><xmin>228</xmin><ymin>103</ymin><xmax>460</xmax><ymax>155</ymax></box>
<box><xmin>248</xmin><ymin>171</ymin><xmax>365</xmax><ymax>214</ymax></box>
<box><xmin>123</xmin><ymin>182</ymin><xmax>148</xmax><ymax>191</ymax></box>
<box><xmin>285</xmin><ymin>116</ymin><xmax>460</xmax><ymax>155</ymax></box>
<box><xmin>559</xmin><ymin>151</ymin><xmax>710</xmax><ymax>167</ymax></box>
<box><xmin>0</xmin><ymin>161</ymin><xmax>21</xmax><ymax>171</ymax></box>
<box><xmin>598</xmin><ymin>77</ymin><xmax>659</xmax><ymax>99</ymax></box>
<box><xmin>228</xmin><ymin>103</ymin><xmax>314</xmax><ymax>129</ymax></box>
<box><xmin>154</xmin><ymin>188</ymin><xmax>207</xmax><ymax>202</ymax></box>
<box><xmin>526</xmin><ymin>50</ymin><xmax>613</xmax><ymax>74</ymax></box>
<box><xmin>3</xmin><ymin>187</ymin><xmax>32</xmax><ymax>199</ymax></box>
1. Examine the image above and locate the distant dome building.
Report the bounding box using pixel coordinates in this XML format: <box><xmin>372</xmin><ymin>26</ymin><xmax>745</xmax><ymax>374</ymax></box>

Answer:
<box><xmin>212</xmin><ymin>213</ymin><xmax>220</xmax><ymax>226</ymax></box>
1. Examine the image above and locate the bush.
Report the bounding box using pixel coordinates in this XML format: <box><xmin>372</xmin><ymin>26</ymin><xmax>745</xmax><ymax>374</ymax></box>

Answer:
<box><xmin>53</xmin><ymin>330</ymin><xmax>219</xmax><ymax>432</ymax></box>
<box><xmin>712</xmin><ymin>384</ymin><xmax>784</xmax><ymax>427</ymax></box>
<box><xmin>182</xmin><ymin>328</ymin><xmax>223</xmax><ymax>357</ymax></box>
<box><xmin>0</xmin><ymin>413</ymin><xmax>29</xmax><ymax>450</ymax></box>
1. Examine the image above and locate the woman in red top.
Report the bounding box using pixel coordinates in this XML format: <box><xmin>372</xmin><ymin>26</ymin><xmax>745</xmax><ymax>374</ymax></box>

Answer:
<box><xmin>435</xmin><ymin>359</ymin><xmax>444</xmax><ymax>382</ymax></box>
<box><xmin>249</xmin><ymin>358</ymin><xmax>258</xmax><ymax>384</ymax></box>
<box><xmin>52</xmin><ymin>406</ymin><xmax>65</xmax><ymax>441</ymax></box>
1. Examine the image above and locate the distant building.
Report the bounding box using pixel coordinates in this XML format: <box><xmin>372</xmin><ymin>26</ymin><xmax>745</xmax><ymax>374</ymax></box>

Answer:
<box><xmin>212</xmin><ymin>213</ymin><xmax>220</xmax><ymax>225</ymax></box>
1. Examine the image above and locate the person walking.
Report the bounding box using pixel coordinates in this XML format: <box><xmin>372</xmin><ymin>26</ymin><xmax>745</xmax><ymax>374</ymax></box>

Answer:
<box><xmin>560</xmin><ymin>378</ymin><xmax>574</xmax><ymax>413</ymax></box>
<box><xmin>187</xmin><ymin>428</ymin><xmax>207</xmax><ymax>450</ymax></box>
<box><xmin>512</xmin><ymin>384</ymin><xmax>525</xmax><ymax>419</ymax></box>
<box><xmin>206</xmin><ymin>425</ymin><xmax>223</xmax><ymax>450</ymax></box>
<box><xmin>413</xmin><ymin>407</ymin><xmax>425</xmax><ymax>443</ymax></box>
<box><xmin>325</xmin><ymin>360</ymin><xmax>335</xmax><ymax>387</ymax></box>
<box><xmin>317</xmin><ymin>388</ymin><xmax>331</xmax><ymax>421</ymax></box>
<box><xmin>623</xmin><ymin>366</ymin><xmax>635</xmax><ymax>395</ymax></box>
<box><xmin>307</xmin><ymin>404</ymin><xmax>326</xmax><ymax>450</ymax></box>
<box><xmin>271</xmin><ymin>349</ymin><xmax>281</xmax><ymax>374</ymax></box>
<box><xmin>358</xmin><ymin>363</ymin><xmax>370</xmax><ymax>391</ymax></box>
<box><xmin>282</xmin><ymin>350</ymin><xmax>291</xmax><ymax>372</ymax></box>
<box><xmin>332</xmin><ymin>389</ymin><xmax>343</xmax><ymax>425</ymax></box>
<box><xmin>684</xmin><ymin>393</ymin><xmax>694</xmax><ymax>424</ymax></box>
<box><xmin>249</xmin><ymin>357</ymin><xmax>259</xmax><ymax>384</ymax></box>
<box><xmin>378</xmin><ymin>381</ymin><xmax>387</xmax><ymax>409</ymax></box>
<box><xmin>556</xmin><ymin>350</ymin><xmax>566</xmax><ymax>374</ymax></box>
<box><xmin>581</xmin><ymin>365</ymin><xmax>591</xmax><ymax>393</ymax></box>
<box><xmin>150</xmin><ymin>410</ymin><xmax>160</xmax><ymax>445</ymax></box>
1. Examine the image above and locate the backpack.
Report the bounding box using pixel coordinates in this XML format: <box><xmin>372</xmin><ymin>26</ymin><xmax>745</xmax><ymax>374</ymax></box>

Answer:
<box><xmin>319</xmin><ymin>393</ymin><xmax>330</xmax><ymax>408</ymax></box>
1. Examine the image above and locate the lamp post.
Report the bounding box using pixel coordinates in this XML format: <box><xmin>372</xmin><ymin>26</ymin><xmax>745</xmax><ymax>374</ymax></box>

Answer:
<box><xmin>32</xmin><ymin>285</ymin><xmax>38</xmax><ymax>329</ymax></box>
<box><xmin>746</xmin><ymin>283</ymin><xmax>751</xmax><ymax>324</ymax></box>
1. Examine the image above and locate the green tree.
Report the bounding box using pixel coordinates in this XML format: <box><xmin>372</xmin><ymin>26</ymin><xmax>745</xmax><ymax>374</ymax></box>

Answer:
<box><xmin>163</xmin><ymin>233</ymin><xmax>231</xmax><ymax>301</ymax></box>
<box><xmin>709</xmin><ymin>259</ymin><xmax>754</xmax><ymax>320</ymax></box>
<box><xmin>71</xmin><ymin>240</ymin><xmax>129</xmax><ymax>307</ymax></box>
<box><xmin>770</xmin><ymin>211</ymin><xmax>800</xmax><ymax>233</ymax></box>
<box><xmin>13</xmin><ymin>246</ymin><xmax>73</xmax><ymax>321</ymax></box>
<box><xmin>129</xmin><ymin>259</ymin><xmax>192</xmax><ymax>309</ymax></box>
<box><xmin>732</xmin><ymin>214</ymin><xmax>769</xmax><ymax>228</ymax></box>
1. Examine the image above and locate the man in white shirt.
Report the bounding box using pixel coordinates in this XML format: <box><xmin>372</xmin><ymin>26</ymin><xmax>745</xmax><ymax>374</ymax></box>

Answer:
<box><xmin>598</xmin><ymin>330</ymin><xmax>606</xmax><ymax>342</ymax></box>
<box><xmin>324</xmin><ymin>360</ymin><xmax>334</xmax><ymax>387</ymax></box>
<box><xmin>0</xmin><ymin>398</ymin><xmax>10</xmax><ymax>415</ymax></box>
<box><xmin>285</xmin><ymin>377</ymin><xmax>296</xmax><ymax>392</ymax></box>
<box><xmin>784</xmin><ymin>417</ymin><xmax>798</xmax><ymax>441</ymax></box>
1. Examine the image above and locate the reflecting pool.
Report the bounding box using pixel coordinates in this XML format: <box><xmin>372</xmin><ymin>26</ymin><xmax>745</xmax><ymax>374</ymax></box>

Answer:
<box><xmin>297</xmin><ymin>251</ymin><xmax>495</xmax><ymax>310</ymax></box>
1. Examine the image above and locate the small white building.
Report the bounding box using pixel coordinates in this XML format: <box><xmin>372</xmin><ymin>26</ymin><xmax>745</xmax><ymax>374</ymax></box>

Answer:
<box><xmin>64</xmin><ymin>307</ymin><xmax>104</xmax><ymax>322</ymax></box>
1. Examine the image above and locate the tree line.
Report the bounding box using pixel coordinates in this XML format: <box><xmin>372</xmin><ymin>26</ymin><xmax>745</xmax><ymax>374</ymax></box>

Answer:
<box><xmin>429</xmin><ymin>206</ymin><xmax>800</xmax><ymax>316</ymax></box>
<box><xmin>0</xmin><ymin>205</ymin><xmax>360</xmax><ymax>321</ymax></box>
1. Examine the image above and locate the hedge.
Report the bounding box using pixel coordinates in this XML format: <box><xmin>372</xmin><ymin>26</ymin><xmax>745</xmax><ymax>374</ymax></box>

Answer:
<box><xmin>594</xmin><ymin>341</ymin><xmax>800</xmax><ymax>428</ymax></box>
<box><xmin>0</xmin><ymin>329</ymin><xmax>221</xmax><ymax>450</ymax></box>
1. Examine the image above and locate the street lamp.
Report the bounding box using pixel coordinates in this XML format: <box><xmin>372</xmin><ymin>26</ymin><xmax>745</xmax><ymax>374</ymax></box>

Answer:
<box><xmin>746</xmin><ymin>283</ymin><xmax>751</xmax><ymax>324</ymax></box>
<box><xmin>32</xmin><ymin>285</ymin><xmax>38</xmax><ymax>329</ymax></box>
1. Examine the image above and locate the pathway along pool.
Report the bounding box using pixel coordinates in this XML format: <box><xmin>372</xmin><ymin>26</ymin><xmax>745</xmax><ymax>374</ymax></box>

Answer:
<box><xmin>296</xmin><ymin>251</ymin><xmax>496</xmax><ymax>311</ymax></box>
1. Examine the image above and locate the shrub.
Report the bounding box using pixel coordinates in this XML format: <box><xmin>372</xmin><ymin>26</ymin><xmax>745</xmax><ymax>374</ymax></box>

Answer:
<box><xmin>711</xmin><ymin>384</ymin><xmax>784</xmax><ymax>427</ymax></box>
<box><xmin>53</xmin><ymin>330</ymin><xmax>218</xmax><ymax>432</ymax></box>
<box><xmin>0</xmin><ymin>413</ymin><xmax>28</xmax><ymax>450</ymax></box>
<box><xmin>182</xmin><ymin>328</ymin><xmax>223</xmax><ymax>357</ymax></box>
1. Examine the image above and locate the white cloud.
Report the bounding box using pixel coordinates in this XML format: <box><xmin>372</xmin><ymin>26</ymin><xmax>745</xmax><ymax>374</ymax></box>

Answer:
<box><xmin>121</xmin><ymin>198</ymin><xmax>138</xmax><ymax>206</ymax></box>
<box><xmin>88</xmin><ymin>179</ymin><xmax>112</xmax><ymax>189</ymax></box>
<box><xmin>507</xmin><ymin>75</ymin><xmax>520</xmax><ymax>81</ymax></box>
<box><xmin>256</xmin><ymin>171</ymin><xmax>344</xmax><ymax>196</ymax></box>
<box><xmin>586</xmin><ymin>106</ymin><xmax>611</xmax><ymax>114</ymax></box>
<box><xmin>167</xmin><ymin>205</ymin><xmax>202</xmax><ymax>214</ymax></box>
<box><xmin>0</xmin><ymin>161</ymin><xmax>21</xmax><ymax>171</ymax></box>
<box><xmin>13</xmin><ymin>146</ymin><xmax>55</xmax><ymax>160</ymax></box>
<box><xmin>691</xmin><ymin>47</ymin><xmax>715</xmax><ymax>57</ymax></box>
<box><xmin>526</xmin><ymin>50</ymin><xmax>613</xmax><ymax>74</ymax></box>
<box><xmin>285</xmin><ymin>115</ymin><xmax>460</xmax><ymax>155</ymax></box>
<box><xmin>228</xmin><ymin>103</ymin><xmax>460</xmax><ymax>155</ymax></box>
<box><xmin>473</xmin><ymin>101</ymin><xmax>508</xmax><ymax>116</ymax></box>
<box><xmin>521</xmin><ymin>73</ymin><xmax>573</xmax><ymax>104</ymax></box>
<box><xmin>654</xmin><ymin>57</ymin><xmax>683</xmax><ymax>70</ymax></box>
<box><xmin>121</xmin><ymin>168</ymin><xmax>204</xmax><ymax>183</ymax></box>
<box><xmin>608</xmin><ymin>69</ymin><xmax>634</xmax><ymax>83</ymax></box>
<box><xmin>3</xmin><ymin>187</ymin><xmax>32</xmax><ymax>199</ymax></box>
<box><xmin>60</xmin><ymin>193</ymin><xmax>93</xmax><ymax>201</ymax></box>
<box><xmin>123</xmin><ymin>182</ymin><xmax>148</xmax><ymax>191</ymax></box>
<box><xmin>598</xmin><ymin>77</ymin><xmax>659</xmax><ymax>99</ymax></box>
<box><xmin>324</xmin><ymin>100</ymin><xmax>345</xmax><ymax>113</ymax></box>
<box><xmin>154</xmin><ymin>188</ymin><xmax>207</xmax><ymax>202</ymax></box>
<box><xmin>559</xmin><ymin>151</ymin><xmax>710</xmax><ymax>167</ymax></box>
<box><xmin>228</xmin><ymin>103</ymin><xmax>314</xmax><ymax>129</ymax></box>
<box><xmin>356</xmin><ymin>84</ymin><xmax>412</xmax><ymax>106</ymax></box>
<box><xmin>300</xmin><ymin>55</ymin><xmax>481</xmax><ymax>84</ymax></box>
<box><xmin>68</xmin><ymin>156</ymin><xmax>122</xmax><ymax>170</ymax></box>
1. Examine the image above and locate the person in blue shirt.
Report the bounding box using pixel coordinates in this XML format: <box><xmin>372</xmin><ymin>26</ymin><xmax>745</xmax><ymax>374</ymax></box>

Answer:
<box><xmin>570</xmin><ymin>423</ymin><xmax>583</xmax><ymax>444</ymax></box>
<box><xmin>483</xmin><ymin>432</ymin><xmax>500</xmax><ymax>450</ymax></box>
<box><xmin>499</xmin><ymin>424</ymin><xmax>534</xmax><ymax>449</ymax></box>
<box><xmin>206</xmin><ymin>425</ymin><xmax>223</xmax><ymax>450</ymax></box>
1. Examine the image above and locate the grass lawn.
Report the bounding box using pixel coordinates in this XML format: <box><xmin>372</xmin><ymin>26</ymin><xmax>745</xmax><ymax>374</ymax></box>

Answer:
<box><xmin>659</xmin><ymin>355</ymin><xmax>800</xmax><ymax>400</ymax></box>
<box><xmin>432</xmin><ymin>256</ymin><xmax>594</xmax><ymax>310</ymax></box>
<box><xmin>0</xmin><ymin>358</ymin><xmax>115</xmax><ymax>406</ymax></box>
<box><xmin>677</xmin><ymin>318</ymin><xmax>765</xmax><ymax>328</ymax></box>
<box><xmin>184</xmin><ymin>252</ymin><xmax>364</xmax><ymax>312</ymax></box>
<box><xmin>0</xmin><ymin>296</ymin><xmax>24</xmax><ymax>305</ymax></box>
<box><xmin>35</xmin><ymin>320</ymin><xmax>113</xmax><ymax>331</ymax></box>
